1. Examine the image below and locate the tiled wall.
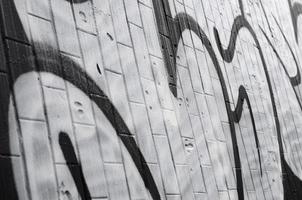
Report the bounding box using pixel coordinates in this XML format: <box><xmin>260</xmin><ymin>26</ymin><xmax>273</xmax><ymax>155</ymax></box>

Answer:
<box><xmin>1</xmin><ymin>0</ymin><xmax>302</xmax><ymax>199</ymax></box>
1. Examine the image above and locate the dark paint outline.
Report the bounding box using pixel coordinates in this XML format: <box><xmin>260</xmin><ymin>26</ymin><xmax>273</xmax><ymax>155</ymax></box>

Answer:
<box><xmin>0</xmin><ymin>1</ymin><xmax>161</xmax><ymax>199</ymax></box>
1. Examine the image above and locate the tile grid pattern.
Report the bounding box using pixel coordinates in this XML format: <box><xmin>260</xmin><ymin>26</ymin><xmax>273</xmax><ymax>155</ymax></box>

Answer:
<box><xmin>1</xmin><ymin>0</ymin><xmax>302</xmax><ymax>199</ymax></box>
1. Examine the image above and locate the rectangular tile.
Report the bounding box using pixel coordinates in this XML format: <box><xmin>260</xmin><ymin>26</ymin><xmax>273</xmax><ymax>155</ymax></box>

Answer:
<box><xmin>27</xmin><ymin>0</ymin><xmax>51</xmax><ymax>19</ymax></box>
<box><xmin>74</xmin><ymin>124</ymin><xmax>108</xmax><ymax>198</ymax></box>
<box><xmin>78</xmin><ymin>31</ymin><xmax>108</xmax><ymax>95</ymax></box>
<box><xmin>130</xmin><ymin>102</ymin><xmax>157</xmax><ymax>163</ymax></box>
<box><xmin>118</xmin><ymin>44</ymin><xmax>144</xmax><ymax>103</ymax></box>
<box><xmin>150</xmin><ymin>55</ymin><xmax>174</xmax><ymax>110</ymax></box>
<box><xmin>110</xmin><ymin>0</ymin><xmax>132</xmax><ymax>46</ymax></box>
<box><xmin>120</xmin><ymin>141</ymin><xmax>149</xmax><ymax>199</ymax></box>
<box><xmin>129</xmin><ymin>24</ymin><xmax>154</xmax><ymax>80</ymax></box>
<box><xmin>189</xmin><ymin>115</ymin><xmax>211</xmax><ymax>165</ymax></box>
<box><xmin>93</xmin><ymin>0</ymin><xmax>122</xmax><ymax>73</ymax></box>
<box><xmin>29</xmin><ymin>15</ymin><xmax>64</xmax><ymax>89</ymax></box>
<box><xmin>51</xmin><ymin>0</ymin><xmax>80</xmax><ymax>55</ymax></box>
<box><xmin>139</xmin><ymin>3</ymin><xmax>162</xmax><ymax>57</ymax></box>
<box><xmin>163</xmin><ymin>109</ymin><xmax>186</xmax><ymax>165</ymax></box>
<box><xmin>92</xmin><ymin>95</ymin><xmax>123</xmax><ymax>163</ymax></box>
<box><xmin>20</xmin><ymin>120</ymin><xmax>58</xmax><ymax>200</ymax></box>
<box><xmin>44</xmin><ymin>87</ymin><xmax>77</xmax><ymax>163</ymax></box>
<box><xmin>195</xmin><ymin>93</ymin><xmax>216</xmax><ymax>141</ymax></box>
<box><xmin>67</xmin><ymin>83</ymin><xmax>95</xmax><ymax>125</ymax></box>
<box><xmin>178</xmin><ymin>65</ymin><xmax>199</xmax><ymax>115</ymax></box>
<box><xmin>207</xmin><ymin>141</ymin><xmax>227</xmax><ymax>191</ymax></box>
<box><xmin>56</xmin><ymin>164</ymin><xmax>84</xmax><ymax>200</ymax></box>
<box><xmin>154</xmin><ymin>135</ymin><xmax>180</xmax><ymax>194</ymax></box>
<box><xmin>175</xmin><ymin>165</ymin><xmax>195</xmax><ymax>200</ymax></box>
<box><xmin>184</xmin><ymin>46</ymin><xmax>203</xmax><ymax>93</ymax></box>
<box><xmin>73</xmin><ymin>0</ymin><xmax>96</xmax><ymax>33</ymax></box>
<box><xmin>141</xmin><ymin>78</ymin><xmax>166</xmax><ymax>134</ymax></box>
<box><xmin>202</xmin><ymin>166</ymin><xmax>219</xmax><ymax>199</ymax></box>
<box><xmin>104</xmin><ymin>163</ymin><xmax>130</xmax><ymax>200</ymax></box>
<box><xmin>124</xmin><ymin>0</ymin><xmax>142</xmax><ymax>26</ymax></box>
<box><xmin>106</xmin><ymin>71</ymin><xmax>135</xmax><ymax>134</ymax></box>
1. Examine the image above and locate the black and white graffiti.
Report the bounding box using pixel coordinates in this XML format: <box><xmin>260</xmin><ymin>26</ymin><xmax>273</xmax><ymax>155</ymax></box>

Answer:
<box><xmin>2</xmin><ymin>0</ymin><xmax>302</xmax><ymax>199</ymax></box>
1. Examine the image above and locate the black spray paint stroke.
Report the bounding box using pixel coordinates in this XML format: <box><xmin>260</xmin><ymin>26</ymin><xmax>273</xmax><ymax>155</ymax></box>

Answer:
<box><xmin>272</xmin><ymin>15</ymin><xmax>301</xmax><ymax>87</ymax></box>
<box><xmin>17</xmin><ymin>48</ymin><xmax>161</xmax><ymax>200</ymax></box>
<box><xmin>260</xmin><ymin>19</ymin><xmax>302</xmax><ymax>111</ymax></box>
<box><xmin>260</xmin><ymin>1</ymin><xmax>301</xmax><ymax>89</ymax></box>
<box><xmin>152</xmin><ymin>0</ymin><xmax>245</xmax><ymax>199</ymax></box>
<box><xmin>0</xmin><ymin>1</ymin><xmax>25</xmax><ymax>199</ymax></box>
<box><xmin>0</xmin><ymin>1</ymin><xmax>161</xmax><ymax>199</ymax></box>
<box><xmin>259</xmin><ymin>17</ymin><xmax>302</xmax><ymax>199</ymax></box>
<box><xmin>2</xmin><ymin>0</ymin><xmax>302</xmax><ymax>199</ymax></box>
<box><xmin>151</xmin><ymin>0</ymin><xmax>274</xmax><ymax>198</ymax></box>
<box><xmin>214</xmin><ymin>17</ymin><xmax>263</xmax><ymax>178</ymax></box>
<box><xmin>286</xmin><ymin>5</ymin><xmax>302</xmax><ymax>197</ymax></box>
<box><xmin>263</xmin><ymin>7</ymin><xmax>302</xmax><ymax>197</ymax></box>
<box><xmin>288</xmin><ymin>0</ymin><xmax>302</xmax><ymax>42</ymax></box>
<box><xmin>59</xmin><ymin>132</ymin><xmax>91</xmax><ymax>200</ymax></box>
<box><xmin>233</xmin><ymin>85</ymin><xmax>262</xmax><ymax>176</ymax></box>
<box><xmin>63</xmin><ymin>0</ymin><xmax>302</xmax><ymax>199</ymax></box>
<box><xmin>214</xmin><ymin>1</ymin><xmax>302</xmax><ymax>199</ymax></box>
<box><xmin>45</xmin><ymin>55</ymin><xmax>160</xmax><ymax>200</ymax></box>
<box><xmin>260</xmin><ymin>7</ymin><xmax>302</xmax><ymax>198</ymax></box>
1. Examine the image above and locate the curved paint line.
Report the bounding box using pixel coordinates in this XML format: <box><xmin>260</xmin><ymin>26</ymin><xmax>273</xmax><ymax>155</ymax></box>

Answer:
<box><xmin>260</xmin><ymin>25</ymin><xmax>302</xmax><ymax>111</ymax></box>
<box><xmin>260</xmin><ymin>22</ymin><xmax>302</xmax><ymax>198</ymax></box>
<box><xmin>38</xmin><ymin>53</ymin><xmax>161</xmax><ymax>200</ymax></box>
<box><xmin>152</xmin><ymin>5</ymin><xmax>245</xmax><ymax>197</ymax></box>
<box><xmin>233</xmin><ymin>85</ymin><xmax>262</xmax><ymax>176</ymax></box>
<box><xmin>213</xmin><ymin>16</ymin><xmax>246</xmax><ymax>63</ymax></box>
<box><xmin>272</xmin><ymin>15</ymin><xmax>301</xmax><ymax>86</ymax></box>
<box><xmin>288</xmin><ymin>0</ymin><xmax>302</xmax><ymax>42</ymax></box>
<box><xmin>214</xmin><ymin>7</ymin><xmax>302</xmax><ymax>199</ymax></box>
<box><xmin>0</xmin><ymin>2</ymin><xmax>161</xmax><ymax>198</ymax></box>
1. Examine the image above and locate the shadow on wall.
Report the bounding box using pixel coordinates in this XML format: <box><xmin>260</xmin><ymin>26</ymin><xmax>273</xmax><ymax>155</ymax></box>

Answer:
<box><xmin>2</xmin><ymin>0</ymin><xmax>302</xmax><ymax>199</ymax></box>
<box><xmin>0</xmin><ymin>0</ymin><xmax>160</xmax><ymax>199</ymax></box>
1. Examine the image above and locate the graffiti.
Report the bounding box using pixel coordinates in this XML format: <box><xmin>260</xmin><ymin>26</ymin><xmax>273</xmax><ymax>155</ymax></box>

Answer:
<box><xmin>59</xmin><ymin>132</ymin><xmax>91</xmax><ymax>199</ymax></box>
<box><xmin>152</xmin><ymin>0</ymin><xmax>272</xmax><ymax>199</ymax></box>
<box><xmin>260</xmin><ymin>17</ymin><xmax>302</xmax><ymax>109</ymax></box>
<box><xmin>2</xmin><ymin>0</ymin><xmax>302</xmax><ymax>199</ymax></box>
<box><xmin>0</xmin><ymin>0</ymin><xmax>161</xmax><ymax>199</ymax></box>
<box><xmin>288</xmin><ymin>0</ymin><xmax>302</xmax><ymax>42</ymax></box>
<box><xmin>152</xmin><ymin>1</ymin><xmax>244</xmax><ymax>198</ymax></box>
<box><xmin>232</xmin><ymin>85</ymin><xmax>262</xmax><ymax>177</ymax></box>
<box><xmin>214</xmin><ymin>7</ymin><xmax>302</xmax><ymax>200</ymax></box>
<box><xmin>153</xmin><ymin>0</ymin><xmax>302</xmax><ymax>199</ymax></box>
